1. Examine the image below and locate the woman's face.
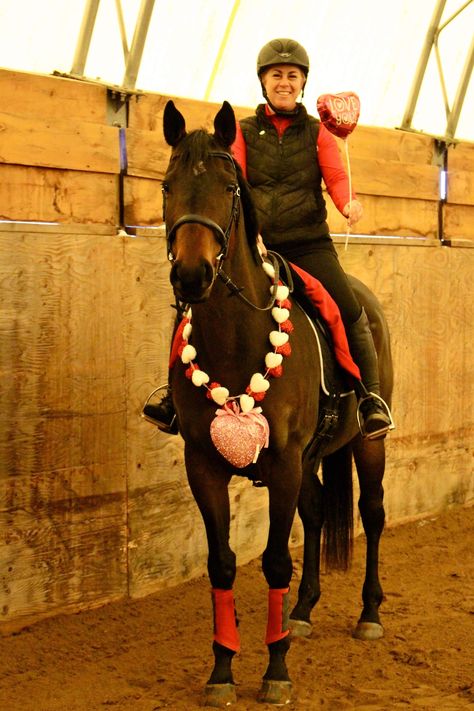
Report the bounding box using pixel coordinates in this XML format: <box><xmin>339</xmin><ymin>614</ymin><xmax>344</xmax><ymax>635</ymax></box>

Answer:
<box><xmin>261</xmin><ymin>64</ymin><xmax>306</xmax><ymax>111</ymax></box>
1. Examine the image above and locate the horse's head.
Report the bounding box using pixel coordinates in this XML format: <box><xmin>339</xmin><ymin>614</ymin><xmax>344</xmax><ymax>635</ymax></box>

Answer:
<box><xmin>162</xmin><ymin>100</ymin><xmax>241</xmax><ymax>303</ymax></box>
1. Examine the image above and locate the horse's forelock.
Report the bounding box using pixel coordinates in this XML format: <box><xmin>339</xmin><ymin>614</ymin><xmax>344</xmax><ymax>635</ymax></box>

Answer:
<box><xmin>174</xmin><ymin>129</ymin><xmax>223</xmax><ymax>165</ymax></box>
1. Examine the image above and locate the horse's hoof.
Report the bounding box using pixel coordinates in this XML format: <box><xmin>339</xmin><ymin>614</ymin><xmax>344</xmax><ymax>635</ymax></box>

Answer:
<box><xmin>204</xmin><ymin>682</ymin><xmax>237</xmax><ymax>707</ymax></box>
<box><xmin>353</xmin><ymin>621</ymin><xmax>384</xmax><ymax>640</ymax></box>
<box><xmin>289</xmin><ymin>618</ymin><xmax>312</xmax><ymax>638</ymax></box>
<box><xmin>258</xmin><ymin>679</ymin><xmax>292</xmax><ymax>705</ymax></box>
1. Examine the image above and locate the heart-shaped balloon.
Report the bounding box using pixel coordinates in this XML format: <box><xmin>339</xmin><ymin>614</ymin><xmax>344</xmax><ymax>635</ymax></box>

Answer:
<box><xmin>317</xmin><ymin>92</ymin><xmax>360</xmax><ymax>139</ymax></box>
<box><xmin>249</xmin><ymin>372</ymin><xmax>270</xmax><ymax>393</ymax></box>
<box><xmin>210</xmin><ymin>406</ymin><xmax>269</xmax><ymax>468</ymax></box>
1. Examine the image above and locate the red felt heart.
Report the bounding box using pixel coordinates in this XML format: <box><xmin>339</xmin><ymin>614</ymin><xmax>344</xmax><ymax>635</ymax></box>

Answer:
<box><xmin>210</xmin><ymin>406</ymin><xmax>269</xmax><ymax>468</ymax></box>
<box><xmin>317</xmin><ymin>92</ymin><xmax>360</xmax><ymax>139</ymax></box>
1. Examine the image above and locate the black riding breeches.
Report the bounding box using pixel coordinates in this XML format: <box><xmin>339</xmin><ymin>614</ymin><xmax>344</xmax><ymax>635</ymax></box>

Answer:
<box><xmin>274</xmin><ymin>236</ymin><xmax>362</xmax><ymax>326</ymax></box>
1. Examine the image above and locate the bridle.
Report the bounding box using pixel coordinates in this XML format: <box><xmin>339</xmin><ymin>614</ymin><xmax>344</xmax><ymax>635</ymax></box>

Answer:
<box><xmin>163</xmin><ymin>148</ymin><xmax>293</xmax><ymax>312</ymax></box>
<box><xmin>163</xmin><ymin>150</ymin><xmax>241</xmax><ymax>273</ymax></box>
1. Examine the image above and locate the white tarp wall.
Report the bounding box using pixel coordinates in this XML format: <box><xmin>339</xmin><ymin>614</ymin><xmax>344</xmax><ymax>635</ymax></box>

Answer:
<box><xmin>0</xmin><ymin>0</ymin><xmax>472</xmax><ymax>140</ymax></box>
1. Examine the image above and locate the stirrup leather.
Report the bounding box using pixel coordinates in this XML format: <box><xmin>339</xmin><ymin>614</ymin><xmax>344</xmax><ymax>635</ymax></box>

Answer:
<box><xmin>356</xmin><ymin>392</ymin><xmax>395</xmax><ymax>440</ymax></box>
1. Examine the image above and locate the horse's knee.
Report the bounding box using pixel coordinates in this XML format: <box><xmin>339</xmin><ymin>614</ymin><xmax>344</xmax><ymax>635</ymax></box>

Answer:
<box><xmin>208</xmin><ymin>550</ymin><xmax>236</xmax><ymax>589</ymax></box>
<box><xmin>262</xmin><ymin>549</ymin><xmax>292</xmax><ymax>588</ymax></box>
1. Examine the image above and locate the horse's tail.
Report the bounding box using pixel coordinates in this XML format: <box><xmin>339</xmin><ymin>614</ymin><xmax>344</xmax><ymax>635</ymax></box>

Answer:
<box><xmin>321</xmin><ymin>444</ymin><xmax>354</xmax><ymax>571</ymax></box>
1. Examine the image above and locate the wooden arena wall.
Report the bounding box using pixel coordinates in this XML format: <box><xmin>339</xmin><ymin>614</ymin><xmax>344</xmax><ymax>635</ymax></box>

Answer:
<box><xmin>0</xmin><ymin>69</ymin><xmax>473</xmax><ymax>632</ymax></box>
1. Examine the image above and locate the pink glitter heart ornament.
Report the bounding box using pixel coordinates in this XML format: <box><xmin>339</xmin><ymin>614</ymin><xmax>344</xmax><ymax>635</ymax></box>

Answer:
<box><xmin>210</xmin><ymin>402</ymin><xmax>270</xmax><ymax>468</ymax></box>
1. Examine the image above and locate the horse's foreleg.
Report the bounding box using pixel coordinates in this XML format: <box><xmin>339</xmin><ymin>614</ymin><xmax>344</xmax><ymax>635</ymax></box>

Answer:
<box><xmin>185</xmin><ymin>448</ymin><xmax>238</xmax><ymax>706</ymax></box>
<box><xmin>259</xmin><ymin>458</ymin><xmax>302</xmax><ymax>705</ymax></box>
<box><xmin>289</xmin><ymin>455</ymin><xmax>323</xmax><ymax>637</ymax></box>
<box><xmin>352</xmin><ymin>437</ymin><xmax>386</xmax><ymax>640</ymax></box>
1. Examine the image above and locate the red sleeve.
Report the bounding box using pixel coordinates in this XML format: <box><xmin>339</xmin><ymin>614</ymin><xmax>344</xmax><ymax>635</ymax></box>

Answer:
<box><xmin>231</xmin><ymin>122</ymin><xmax>247</xmax><ymax>178</ymax></box>
<box><xmin>317</xmin><ymin>123</ymin><xmax>356</xmax><ymax>213</ymax></box>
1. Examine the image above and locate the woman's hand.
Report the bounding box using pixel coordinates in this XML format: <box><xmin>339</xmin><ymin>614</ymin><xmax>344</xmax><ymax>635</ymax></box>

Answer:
<box><xmin>343</xmin><ymin>199</ymin><xmax>363</xmax><ymax>226</ymax></box>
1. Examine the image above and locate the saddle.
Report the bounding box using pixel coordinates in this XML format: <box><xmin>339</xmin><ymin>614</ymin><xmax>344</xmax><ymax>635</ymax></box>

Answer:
<box><xmin>285</xmin><ymin>261</ymin><xmax>357</xmax><ymax>454</ymax></box>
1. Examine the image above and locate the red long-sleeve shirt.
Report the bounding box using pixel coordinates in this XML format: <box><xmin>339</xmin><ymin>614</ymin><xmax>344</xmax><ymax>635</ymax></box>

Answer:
<box><xmin>232</xmin><ymin>106</ymin><xmax>354</xmax><ymax>215</ymax></box>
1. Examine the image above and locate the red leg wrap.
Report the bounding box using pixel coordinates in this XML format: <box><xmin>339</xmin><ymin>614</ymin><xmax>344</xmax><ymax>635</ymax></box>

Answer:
<box><xmin>265</xmin><ymin>587</ymin><xmax>290</xmax><ymax>645</ymax></box>
<box><xmin>211</xmin><ymin>588</ymin><xmax>240</xmax><ymax>652</ymax></box>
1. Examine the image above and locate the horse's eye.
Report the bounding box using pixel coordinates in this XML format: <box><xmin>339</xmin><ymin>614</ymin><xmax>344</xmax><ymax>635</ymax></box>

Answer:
<box><xmin>162</xmin><ymin>182</ymin><xmax>169</xmax><ymax>194</ymax></box>
<box><xmin>226</xmin><ymin>184</ymin><xmax>236</xmax><ymax>193</ymax></box>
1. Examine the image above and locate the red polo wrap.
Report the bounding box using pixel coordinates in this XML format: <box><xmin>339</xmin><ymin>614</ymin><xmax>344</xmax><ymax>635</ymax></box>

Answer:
<box><xmin>211</xmin><ymin>588</ymin><xmax>240</xmax><ymax>652</ymax></box>
<box><xmin>265</xmin><ymin>587</ymin><xmax>290</xmax><ymax>645</ymax></box>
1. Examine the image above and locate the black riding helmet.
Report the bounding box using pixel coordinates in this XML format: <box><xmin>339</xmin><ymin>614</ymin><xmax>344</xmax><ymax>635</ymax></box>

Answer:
<box><xmin>257</xmin><ymin>38</ymin><xmax>310</xmax><ymax>116</ymax></box>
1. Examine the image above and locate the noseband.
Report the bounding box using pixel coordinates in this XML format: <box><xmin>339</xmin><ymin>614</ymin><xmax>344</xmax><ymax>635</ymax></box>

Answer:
<box><xmin>163</xmin><ymin>151</ymin><xmax>241</xmax><ymax>271</ymax></box>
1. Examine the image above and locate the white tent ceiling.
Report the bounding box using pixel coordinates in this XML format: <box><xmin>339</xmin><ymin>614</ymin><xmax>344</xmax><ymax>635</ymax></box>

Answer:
<box><xmin>0</xmin><ymin>0</ymin><xmax>473</xmax><ymax>141</ymax></box>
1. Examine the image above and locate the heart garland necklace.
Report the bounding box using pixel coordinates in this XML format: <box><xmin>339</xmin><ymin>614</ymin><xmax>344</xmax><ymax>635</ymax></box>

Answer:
<box><xmin>177</xmin><ymin>260</ymin><xmax>294</xmax><ymax>468</ymax></box>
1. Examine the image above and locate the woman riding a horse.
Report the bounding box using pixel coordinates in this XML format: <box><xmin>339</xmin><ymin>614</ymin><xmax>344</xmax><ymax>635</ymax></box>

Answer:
<box><xmin>144</xmin><ymin>37</ymin><xmax>393</xmax><ymax>440</ymax></box>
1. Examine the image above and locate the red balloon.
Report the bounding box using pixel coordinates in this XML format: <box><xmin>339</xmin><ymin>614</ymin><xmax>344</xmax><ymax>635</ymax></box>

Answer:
<box><xmin>317</xmin><ymin>92</ymin><xmax>360</xmax><ymax>139</ymax></box>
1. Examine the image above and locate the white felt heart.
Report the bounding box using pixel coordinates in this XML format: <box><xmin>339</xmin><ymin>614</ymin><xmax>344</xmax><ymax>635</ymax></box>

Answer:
<box><xmin>269</xmin><ymin>330</ymin><xmax>289</xmax><ymax>347</ymax></box>
<box><xmin>265</xmin><ymin>352</ymin><xmax>283</xmax><ymax>369</ymax></box>
<box><xmin>191</xmin><ymin>369</ymin><xmax>210</xmax><ymax>386</ymax></box>
<box><xmin>210</xmin><ymin>386</ymin><xmax>230</xmax><ymax>405</ymax></box>
<box><xmin>262</xmin><ymin>262</ymin><xmax>276</xmax><ymax>279</ymax></box>
<box><xmin>182</xmin><ymin>322</ymin><xmax>192</xmax><ymax>340</ymax></box>
<box><xmin>249</xmin><ymin>372</ymin><xmax>270</xmax><ymax>393</ymax></box>
<box><xmin>240</xmin><ymin>394</ymin><xmax>255</xmax><ymax>413</ymax></box>
<box><xmin>271</xmin><ymin>307</ymin><xmax>290</xmax><ymax>324</ymax></box>
<box><xmin>273</xmin><ymin>284</ymin><xmax>289</xmax><ymax>302</ymax></box>
<box><xmin>181</xmin><ymin>344</ymin><xmax>197</xmax><ymax>363</ymax></box>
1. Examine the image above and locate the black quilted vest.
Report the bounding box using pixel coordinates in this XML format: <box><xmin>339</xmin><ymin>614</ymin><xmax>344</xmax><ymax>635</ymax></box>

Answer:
<box><xmin>239</xmin><ymin>104</ymin><xmax>329</xmax><ymax>247</ymax></box>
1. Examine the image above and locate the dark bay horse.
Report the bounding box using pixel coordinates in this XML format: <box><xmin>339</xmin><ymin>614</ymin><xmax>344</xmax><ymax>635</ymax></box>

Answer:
<box><xmin>161</xmin><ymin>99</ymin><xmax>393</xmax><ymax>706</ymax></box>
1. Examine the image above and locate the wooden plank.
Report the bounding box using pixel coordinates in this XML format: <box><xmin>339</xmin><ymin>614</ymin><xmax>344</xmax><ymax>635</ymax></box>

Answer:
<box><xmin>448</xmin><ymin>141</ymin><xmax>474</xmax><ymax>171</ymax></box>
<box><xmin>0</xmin><ymin>231</ymin><xmax>128</xmax><ymax>627</ymax></box>
<box><xmin>448</xmin><ymin>168</ymin><xmax>474</xmax><ymax>206</ymax></box>
<box><xmin>336</xmin><ymin>125</ymin><xmax>435</xmax><ymax>164</ymax></box>
<box><xmin>326</xmin><ymin>194</ymin><xmax>438</xmax><ymax>238</ymax></box>
<box><xmin>349</xmin><ymin>157</ymin><xmax>439</xmax><ymax>200</ymax></box>
<box><xmin>0</xmin><ymin>164</ymin><xmax>119</xmax><ymax>224</ymax></box>
<box><xmin>128</xmin><ymin>92</ymin><xmax>251</xmax><ymax>132</ymax></box>
<box><xmin>0</xmin><ymin>68</ymin><xmax>108</xmax><ymax>124</ymax></box>
<box><xmin>123</xmin><ymin>175</ymin><xmax>162</xmax><ymax>226</ymax></box>
<box><xmin>0</xmin><ymin>111</ymin><xmax>120</xmax><ymax>173</ymax></box>
<box><xmin>125</xmin><ymin>127</ymin><xmax>170</xmax><ymax>179</ymax></box>
<box><xmin>444</xmin><ymin>204</ymin><xmax>474</xmax><ymax>242</ymax></box>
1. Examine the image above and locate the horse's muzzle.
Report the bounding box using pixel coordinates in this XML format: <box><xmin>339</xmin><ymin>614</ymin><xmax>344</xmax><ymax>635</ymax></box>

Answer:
<box><xmin>170</xmin><ymin>259</ymin><xmax>216</xmax><ymax>302</ymax></box>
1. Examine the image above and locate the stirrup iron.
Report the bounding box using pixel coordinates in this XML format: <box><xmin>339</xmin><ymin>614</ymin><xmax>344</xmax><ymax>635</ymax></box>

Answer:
<box><xmin>356</xmin><ymin>392</ymin><xmax>395</xmax><ymax>440</ymax></box>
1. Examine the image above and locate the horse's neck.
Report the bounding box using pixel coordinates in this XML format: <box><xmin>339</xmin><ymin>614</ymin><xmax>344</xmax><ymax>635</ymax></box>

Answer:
<box><xmin>190</xmin><ymin>234</ymin><xmax>271</xmax><ymax>386</ymax></box>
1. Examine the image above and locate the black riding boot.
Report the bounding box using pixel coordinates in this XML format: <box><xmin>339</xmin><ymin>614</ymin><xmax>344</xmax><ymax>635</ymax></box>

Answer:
<box><xmin>346</xmin><ymin>308</ymin><xmax>394</xmax><ymax>440</ymax></box>
<box><xmin>142</xmin><ymin>384</ymin><xmax>179</xmax><ymax>435</ymax></box>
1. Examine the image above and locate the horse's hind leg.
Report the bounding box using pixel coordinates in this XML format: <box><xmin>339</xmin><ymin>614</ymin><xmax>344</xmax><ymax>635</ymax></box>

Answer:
<box><xmin>352</xmin><ymin>436</ymin><xmax>386</xmax><ymax>640</ymax></box>
<box><xmin>289</xmin><ymin>454</ymin><xmax>324</xmax><ymax>637</ymax></box>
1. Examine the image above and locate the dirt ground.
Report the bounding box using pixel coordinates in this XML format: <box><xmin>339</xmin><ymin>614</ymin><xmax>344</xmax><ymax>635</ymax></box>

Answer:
<box><xmin>1</xmin><ymin>504</ymin><xmax>473</xmax><ymax>711</ymax></box>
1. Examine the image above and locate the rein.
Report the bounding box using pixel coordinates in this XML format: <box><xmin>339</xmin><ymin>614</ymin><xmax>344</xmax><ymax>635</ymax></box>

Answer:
<box><xmin>164</xmin><ymin>148</ymin><xmax>294</xmax><ymax>313</ymax></box>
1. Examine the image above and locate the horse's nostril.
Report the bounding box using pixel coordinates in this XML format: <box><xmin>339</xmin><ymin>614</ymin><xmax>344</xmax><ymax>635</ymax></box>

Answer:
<box><xmin>170</xmin><ymin>259</ymin><xmax>215</xmax><ymax>298</ymax></box>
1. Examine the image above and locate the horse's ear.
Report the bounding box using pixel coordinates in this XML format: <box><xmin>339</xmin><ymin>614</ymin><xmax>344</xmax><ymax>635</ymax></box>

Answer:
<box><xmin>213</xmin><ymin>101</ymin><xmax>236</xmax><ymax>148</ymax></box>
<box><xmin>163</xmin><ymin>100</ymin><xmax>186</xmax><ymax>146</ymax></box>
